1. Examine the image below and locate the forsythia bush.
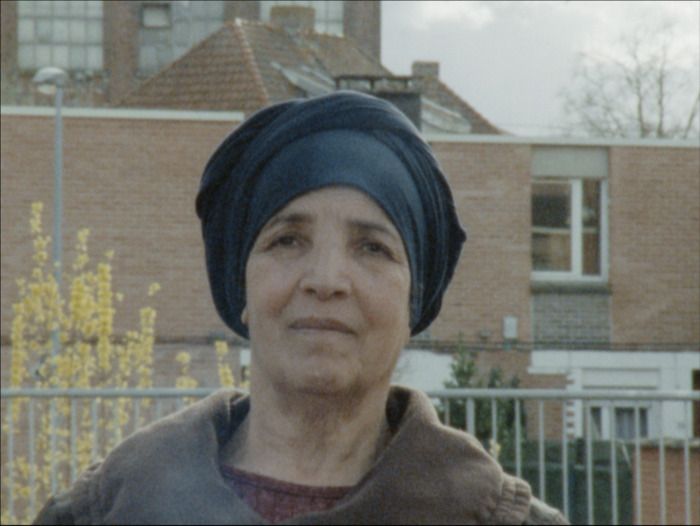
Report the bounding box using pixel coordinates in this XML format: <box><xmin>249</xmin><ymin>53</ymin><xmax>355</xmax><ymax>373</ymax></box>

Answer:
<box><xmin>1</xmin><ymin>202</ymin><xmax>240</xmax><ymax>524</ymax></box>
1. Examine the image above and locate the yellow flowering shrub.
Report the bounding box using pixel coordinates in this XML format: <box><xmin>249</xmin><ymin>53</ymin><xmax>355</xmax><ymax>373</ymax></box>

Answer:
<box><xmin>1</xmin><ymin>203</ymin><xmax>245</xmax><ymax>524</ymax></box>
<box><xmin>1</xmin><ymin>203</ymin><xmax>162</xmax><ymax>523</ymax></box>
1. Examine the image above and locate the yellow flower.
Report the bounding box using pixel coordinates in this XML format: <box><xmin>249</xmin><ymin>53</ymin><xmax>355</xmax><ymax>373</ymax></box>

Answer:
<box><xmin>148</xmin><ymin>282</ymin><xmax>161</xmax><ymax>297</ymax></box>
<box><xmin>215</xmin><ymin>341</ymin><xmax>236</xmax><ymax>388</ymax></box>
<box><xmin>30</xmin><ymin>202</ymin><xmax>44</xmax><ymax>234</ymax></box>
<box><xmin>176</xmin><ymin>351</ymin><xmax>191</xmax><ymax>365</ymax></box>
<box><xmin>215</xmin><ymin>340</ymin><xmax>229</xmax><ymax>359</ymax></box>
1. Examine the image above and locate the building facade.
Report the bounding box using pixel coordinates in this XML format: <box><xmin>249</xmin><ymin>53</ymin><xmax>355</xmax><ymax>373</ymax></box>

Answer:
<box><xmin>1</xmin><ymin>107</ymin><xmax>698</xmax><ymax>440</ymax></box>
<box><xmin>1</xmin><ymin>1</ymin><xmax>380</xmax><ymax>107</ymax></box>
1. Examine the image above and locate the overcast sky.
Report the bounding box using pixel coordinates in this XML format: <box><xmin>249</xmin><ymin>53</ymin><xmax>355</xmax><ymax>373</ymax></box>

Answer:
<box><xmin>381</xmin><ymin>1</ymin><xmax>700</xmax><ymax>136</ymax></box>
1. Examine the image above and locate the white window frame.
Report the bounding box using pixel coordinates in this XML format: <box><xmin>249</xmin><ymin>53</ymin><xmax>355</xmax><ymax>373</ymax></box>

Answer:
<box><xmin>589</xmin><ymin>403</ymin><xmax>654</xmax><ymax>440</ymax></box>
<box><xmin>531</xmin><ymin>176</ymin><xmax>609</xmax><ymax>283</ymax></box>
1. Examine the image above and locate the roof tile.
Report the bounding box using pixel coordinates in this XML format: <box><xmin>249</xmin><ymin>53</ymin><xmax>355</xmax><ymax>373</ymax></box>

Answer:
<box><xmin>118</xmin><ymin>19</ymin><xmax>501</xmax><ymax>134</ymax></box>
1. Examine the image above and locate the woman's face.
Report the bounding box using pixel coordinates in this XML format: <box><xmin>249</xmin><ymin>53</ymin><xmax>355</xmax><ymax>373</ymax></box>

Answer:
<box><xmin>244</xmin><ymin>186</ymin><xmax>412</xmax><ymax>396</ymax></box>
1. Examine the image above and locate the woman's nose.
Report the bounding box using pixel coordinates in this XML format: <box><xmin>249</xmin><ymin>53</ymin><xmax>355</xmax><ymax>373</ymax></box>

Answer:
<box><xmin>299</xmin><ymin>245</ymin><xmax>351</xmax><ymax>300</ymax></box>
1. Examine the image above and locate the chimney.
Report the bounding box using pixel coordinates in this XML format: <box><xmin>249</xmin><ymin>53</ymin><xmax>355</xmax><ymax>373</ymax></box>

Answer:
<box><xmin>412</xmin><ymin>61</ymin><xmax>439</xmax><ymax>79</ymax></box>
<box><xmin>335</xmin><ymin>76</ymin><xmax>422</xmax><ymax>130</ymax></box>
<box><xmin>269</xmin><ymin>5</ymin><xmax>315</xmax><ymax>34</ymax></box>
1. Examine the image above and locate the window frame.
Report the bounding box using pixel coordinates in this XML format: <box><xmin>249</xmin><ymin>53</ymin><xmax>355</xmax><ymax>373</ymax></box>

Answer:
<box><xmin>531</xmin><ymin>175</ymin><xmax>609</xmax><ymax>283</ymax></box>
<box><xmin>588</xmin><ymin>403</ymin><xmax>653</xmax><ymax>440</ymax></box>
<box><xmin>17</xmin><ymin>0</ymin><xmax>103</xmax><ymax>71</ymax></box>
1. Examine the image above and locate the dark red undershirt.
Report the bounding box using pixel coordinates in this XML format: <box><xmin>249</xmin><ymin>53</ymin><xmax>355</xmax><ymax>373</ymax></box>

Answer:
<box><xmin>220</xmin><ymin>464</ymin><xmax>353</xmax><ymax>524</ymax></box>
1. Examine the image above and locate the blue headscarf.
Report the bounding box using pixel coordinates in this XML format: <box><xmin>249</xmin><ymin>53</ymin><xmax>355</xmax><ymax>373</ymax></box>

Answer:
<box><xmin>196</xmin><ymin>91</ymin><xmax>466</xmax><ymax>338</ymax></box>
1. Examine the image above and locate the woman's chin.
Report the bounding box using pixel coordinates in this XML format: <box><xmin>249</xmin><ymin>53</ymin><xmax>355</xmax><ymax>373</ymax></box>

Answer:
<box><xmin>271</xmin><ymin>358</ymin><xmax>364</xmax><ymax>397</ymax></box>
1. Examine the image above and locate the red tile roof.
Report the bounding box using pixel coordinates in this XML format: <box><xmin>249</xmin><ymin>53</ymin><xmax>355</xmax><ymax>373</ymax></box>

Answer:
<box><xmin>117</xmin><ymin>21</ymin><xmax>268</xmax><ymax>114</ymax></box>
<box><xmin>118</xmin><ymin>19</ymin><xmax>501</xmax><ymax>134</ymax></box>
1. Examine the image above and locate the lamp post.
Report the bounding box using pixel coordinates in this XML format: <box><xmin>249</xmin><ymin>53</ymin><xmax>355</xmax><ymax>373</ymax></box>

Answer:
<box><xmin>32</xmin><ymin>66</ymin><xmax>67</xmax><ymax>495</ymax></box>
<box><xmin>32</xmin><ymin>67</ymin><xmax>67</xmax><ymax>351</ymax></box>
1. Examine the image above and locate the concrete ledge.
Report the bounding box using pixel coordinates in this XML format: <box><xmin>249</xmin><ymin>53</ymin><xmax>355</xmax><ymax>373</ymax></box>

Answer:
<box><xmin>1</xmin><ymin>105</ymin><xmax>244</xmax><ymax>122</ymax></box>
<box><xmin>531</xmin><ymin>280</ymin><xmax>612</xmax><ymax>295</ymax></box>
<box><xmin>425</xmin><ymin>132</ymin><xmax>700</xmax><ymax>149</ymax></box>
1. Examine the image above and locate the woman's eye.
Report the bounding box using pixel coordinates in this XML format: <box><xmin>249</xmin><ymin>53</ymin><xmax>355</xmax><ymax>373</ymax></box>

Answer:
<box><xmin>361</xmin><ymin>241</ymin><xmax>393</xmax><ymax>258</ymax></box>
<box><xmin>269</xmin><ymin>234</ymin><xmax>300</xmax><ymax>248</ymax></box>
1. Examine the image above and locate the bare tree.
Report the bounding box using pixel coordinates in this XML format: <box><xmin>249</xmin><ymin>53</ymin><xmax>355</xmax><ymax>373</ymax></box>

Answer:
<box><xmin>561</xmin><ymin>22</ymin><xmax>699</xmax><ymax>139</ymax></box>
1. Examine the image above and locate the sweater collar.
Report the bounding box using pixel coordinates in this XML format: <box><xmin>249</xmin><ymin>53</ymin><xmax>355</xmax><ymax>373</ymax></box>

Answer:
<box><xmin>96</xmin><ymin>387</ymin><xmax>531</xmax><ymax>525</ymax></box>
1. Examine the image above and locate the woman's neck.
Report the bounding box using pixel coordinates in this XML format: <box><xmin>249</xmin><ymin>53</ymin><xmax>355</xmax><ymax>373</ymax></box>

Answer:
<box><xmin>221</xmin><ymin>381</ymin><xmax>392</xmax><ymax>487</ymax></box>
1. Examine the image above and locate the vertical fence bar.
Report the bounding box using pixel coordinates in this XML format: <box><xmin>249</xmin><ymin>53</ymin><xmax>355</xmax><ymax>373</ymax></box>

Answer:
<box><xmin>444</xmin><ymin>398</ymin><xmax>451</xmax><ymax>426</ymax></box>
<box><xmin>683</xmin><ymin>401</ymin><xmax>691</xmax><ymax>526</ymax></box>
<box><xmin>467</xmin><ymin>398</ymin><xmax>475</xmax><ymax>435</ymax></box>
<box><xmin>491</xmin><ymin>398</ymin><xmax>498</xmax><ymax>453</ymax></box>
<box><xmin>659</xmin><ymin>416</ymin><xmax>666</xmax><ymax>526</ymax></box>
<box><xmin>133</xmin><ymin>398</ymin><xmax>141</xmax><ymax>432</ymax></box>
<box><xmin>515</xmin><ymin>399</ymin><xmax>522</xmax><ymax>479</ymax></box>
<box><xmin>463</xmin><ymin>402</ymin><xmax>469</xmax><ymax>434</ymax></box>
<box><xmin>91</xmin><ymin>398</ymin><xmax>99</xmax><ymax>463</ymax></box>
<box><xmin>634</xmin><ymin>404</ymin><xmax>642</xmax><ymax>525</ymax></box>
<box><xmin>29</xmin><ymin>398</ymin><xmax>37</xmax><ymax>518</ymax></box>
<box><xmin>113</xmin><ymin>399</ymin><xmax>121</xmax><ymax>445</ymax></box>
<box><xmin>176</xmin><ymin>397</ymin><xmax>184</xmax><ymax>411</ymax></box>
<box><xmin>70</xmin><ymin>399</ymin><xmax>78</xmax><ymax>483</ymax></box>
<box><xmin>7</xmin><ymin>398</ymin><xmax>15</xmax><ymax>520</ymax></box>
<box><xmin>538</xmin><ymin>400</ymin><xmax>545</xmax><ymax>501</ymax></box>
<box><xmin>609</xmin><ymin>401</ymin><xmax>618</xmax><ymax>525</ymax></box>
<box><xmin>156</xmin><ymin>398</ymin><xmax>163</xmax><ymax>420</ymax></box>
<box><xmin>50</xmin><ymin>397</ymin><xmax>58</xmax><ymax>495</ymax></box>
<box><xmin>561</xmin><ymin>401</ymin><xmax>569</xmax><ymax>520</ymax></box>
<box><xmin>585</xmin><ymin>401</ymin><xmax>595</xmax><ymax>525</ymax></box>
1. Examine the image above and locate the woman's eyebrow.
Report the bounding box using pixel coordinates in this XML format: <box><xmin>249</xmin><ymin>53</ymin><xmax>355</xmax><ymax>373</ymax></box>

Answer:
<box><xmin>262</xmin><ymin>212</ymin><xmax>312</xmax><ymax>232</ymax></box>
<box><xmin>349</xmin><ymin>219</ymin><xmax>400</xmax><ymax>242</ymax></box>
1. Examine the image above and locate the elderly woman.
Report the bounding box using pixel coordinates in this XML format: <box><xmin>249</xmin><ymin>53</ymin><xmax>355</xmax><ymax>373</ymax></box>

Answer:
<box><xmin>34</xmin><ymin>92</ymin><xmax>567</xmax><ymax>525</ymax></box>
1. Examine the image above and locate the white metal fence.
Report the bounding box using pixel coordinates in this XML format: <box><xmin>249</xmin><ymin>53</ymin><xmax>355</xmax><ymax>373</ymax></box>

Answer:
<box><xmin>1</xmin><ymin>387</ymin><xmax>698</xmax><ymax>525</ymax></box>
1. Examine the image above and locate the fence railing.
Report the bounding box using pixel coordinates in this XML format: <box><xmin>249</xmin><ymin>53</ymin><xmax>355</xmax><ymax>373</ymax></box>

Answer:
<box><xmin>1</xmin><ymin>387</ymin><xmax>698</xmax><ymax>525</ymax></box>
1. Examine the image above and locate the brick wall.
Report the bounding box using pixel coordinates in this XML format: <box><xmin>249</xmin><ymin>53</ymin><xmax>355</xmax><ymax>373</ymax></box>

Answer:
<box><xmin>610</xmin><ymin>147</ymin><xmax>700</xmax><ymax>345</ymax></box>
<box><xmin>2</xmin><ymin>115</ymin><xmax>698</xmax><ymax>350</ymax></box>
<box><xmin>429</xmin><ymin>141</ymin><xmax>533</xmax><ymax>344</ymax></box>
<box><xmin>633</xmin><ymin>443</ymin><xmax>700</xmax><ymax>525</ymax></box>
<box><xmin>103</xmin><ymin>1</ymin><xmax>140</xmax><ymax>104</ymax></box>
<box><xmin>343</xmin><ymin>1</ymin><xmax>381</xmax><ymax>61</ymax></box>
<box><xmin>0</xmin><ymin>112</ymin><xmax>239</xmax><ymax>342</ymax></box>
<box><xmin>533</xmin><ymin>291</ymin><xmax>610</xmax><ymax>344</ymax></box>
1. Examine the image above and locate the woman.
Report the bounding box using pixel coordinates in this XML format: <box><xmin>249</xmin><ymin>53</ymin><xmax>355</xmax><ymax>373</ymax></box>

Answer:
<box><xmin>35</xmin><ymin>92</ymin><xmax>567</xmax><ymax>524</ymax></box>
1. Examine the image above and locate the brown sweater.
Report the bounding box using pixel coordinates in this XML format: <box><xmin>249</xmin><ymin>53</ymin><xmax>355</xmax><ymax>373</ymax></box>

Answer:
<box><xmin>33</xmin><ymin>386</ymin><xmax>568</xmax><ymax>525</ymax></box>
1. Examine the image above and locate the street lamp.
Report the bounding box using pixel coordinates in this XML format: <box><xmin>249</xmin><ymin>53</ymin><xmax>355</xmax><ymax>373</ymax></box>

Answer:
<box><xmin>32</xmin><ymin>66</ymin><xmax>67</xmax><ymax>496</ymax></box>
<box><xmin>32</xmin><ymin>66</ymin><xmax>67</xmax><ymax>295</ymax></box>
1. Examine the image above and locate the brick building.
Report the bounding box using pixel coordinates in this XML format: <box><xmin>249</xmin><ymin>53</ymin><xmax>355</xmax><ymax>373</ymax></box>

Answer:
<box><xmin>1</xmin><ymin>0</ymin><xmax>381</xmax><ymax>107</ymax></box>
<box><xmin>1</xmin><ymin>108</ymin><xmax>698</xmax><ymax>439</ymax></box>
<box><xmin>1</xmin><ymin>1</ymin><xmax>698</xmax><ymax>444</ymax></box>
<box><xmin>1</xmin><ymin>0</ymin><xmax>500</xmax><ymax>134</ymax></box>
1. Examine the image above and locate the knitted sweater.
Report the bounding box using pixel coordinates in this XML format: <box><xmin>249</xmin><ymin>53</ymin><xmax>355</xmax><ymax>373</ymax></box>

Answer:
<box><xmin>34</xmin><ymin>386</ymin><xmax>568</xmax><ymax>525</ymax></box>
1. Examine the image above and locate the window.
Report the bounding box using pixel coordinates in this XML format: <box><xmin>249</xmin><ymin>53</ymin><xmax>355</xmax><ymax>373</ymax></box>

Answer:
<box><xmin>260</xmin><ymin>1</ymin><xmax>344</xmax><ymax>36</ymax></box>
<box><xmin>142</xmin><ymin>3</ymin><xmax>171</xmax><ymax>28</ymax></box>
<box><xmin>17</xmin><ymin>0</ymin><xmax>103</xmax><ymax>71</ymax></box>
<box><xmin>531</xmin><ymin>146</ymin><xmax>608</xmax><ymax>282</ymax></box>
<box><xmin>590</xmin><ymin>405</ymin><xmax>650</xmax><ymax>440</ymax></box>
<box><xmin>532</xmin><ymin>178</ymin><xmax>606</xmax><ymax>279</ymax></box>
<box><xmin>138</xmin><ymin>1</ymin><xmax>224</xmax><ymax>73</ymax></box>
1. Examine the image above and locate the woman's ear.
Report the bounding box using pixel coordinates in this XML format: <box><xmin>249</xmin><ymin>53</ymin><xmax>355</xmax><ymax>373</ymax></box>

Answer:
<box><xmin>241</xmin><ymin>306</ymin><xmax>249</xmax><ymax>326</ymax></box>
